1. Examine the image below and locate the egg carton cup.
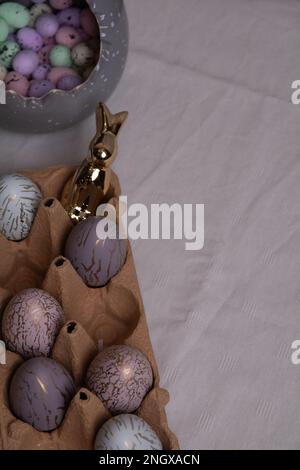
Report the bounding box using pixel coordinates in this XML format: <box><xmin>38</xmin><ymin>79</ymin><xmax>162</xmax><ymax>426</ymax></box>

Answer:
<box><xmin>0</xmin><ymin>165</ymin><xmax>179</xmax><ymax>450</ymax></box>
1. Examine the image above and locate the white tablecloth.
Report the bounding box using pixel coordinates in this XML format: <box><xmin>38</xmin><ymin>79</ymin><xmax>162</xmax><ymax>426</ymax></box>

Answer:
<box><xmin>1</xmin><ymin>0</ymin><xmax>300</xmax><ymax>450</ymax></box>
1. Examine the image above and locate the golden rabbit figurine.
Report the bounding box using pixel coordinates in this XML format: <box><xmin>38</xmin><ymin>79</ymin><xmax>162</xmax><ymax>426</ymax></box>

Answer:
<box><xmin>61</xmin><ymin>103</ymin><xmax>128</xmax><ymax>224</ymax></box>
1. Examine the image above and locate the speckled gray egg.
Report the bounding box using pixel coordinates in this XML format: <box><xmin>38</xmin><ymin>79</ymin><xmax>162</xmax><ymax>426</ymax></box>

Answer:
<box><xmin>9</xmin><ymin>357</ymin><xmax>76</xmax><ymax>432</ymax></box>
<box><xmin>64</xmin><ymin>216</ymin><xmax>127</xmax><ymax>287</ymax></box>
<box><xmin>0</xmin><ymin>0</ymin><xmax>128</xmax><ymax>133</ymax></box>
<box><xmin>86</xmin><ymin>345</ymin><xmax>153</xmax><ymax>414</ymax></box>
<box><xmin>0</xmin><ymin>173</ymin><xmax>42</xmax><ymax>241</ymax></box>
<box><xmin>2</xmin><ymin>288</ymin><xmax>65</xmax><ymax>359</ymax></box>
<box><xmin>95</xmin><ymin>414</ymin><xmax>163</xmax><ymax>450</ymax></box>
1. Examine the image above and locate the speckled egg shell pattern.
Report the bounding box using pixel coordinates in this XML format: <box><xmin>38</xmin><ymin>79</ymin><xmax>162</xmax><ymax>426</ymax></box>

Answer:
<box><xmin>64</xmin><ymin>216</ymin><xmax>127</xmax><ymax>287</ymax></box>
<box><xmin>86</xmin><ymin>345</ymin><xmax>153</xmax><ymax>414</ymax></box>
<box><xmin>2</xmin><ymin>288</ymin><xmax>65</xmax><ymax>359</ymax></box>
<box><xmin>0</xmin><ymin>174</ymin><xmax>42</xmax><ymax>241</ymax></box>
<box><xmin>95</xmin><ymin>414</ymin><xmax>163</xmax><ymax>450</ymax></box>
<box><xmin>9</xmin><ymin>357</ymin><xmax>76</xmax><ymax>432</ymax></box>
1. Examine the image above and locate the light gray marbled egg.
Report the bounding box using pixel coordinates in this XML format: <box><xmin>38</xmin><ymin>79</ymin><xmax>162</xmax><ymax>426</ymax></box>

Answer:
<box><xmin>0</xmin><ymin>173</ymin><xmax>42</xmax><ymax>241</ymax></box>
<box><xmin>0</xmin><ymin>0</ymin><xmax>128</xmax><ymax>133</ymax></box>
<box><xmin>95</xmin><ymin>414</ymin><xmax>163</xmax><ymax>450</ymax></box>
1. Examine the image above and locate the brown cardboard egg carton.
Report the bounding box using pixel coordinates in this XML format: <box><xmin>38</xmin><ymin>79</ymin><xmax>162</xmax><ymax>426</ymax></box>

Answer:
<box><xmin>0</xmin><ymin>165</ymin><xmax>179</xmax><ymax>451</ymax></box>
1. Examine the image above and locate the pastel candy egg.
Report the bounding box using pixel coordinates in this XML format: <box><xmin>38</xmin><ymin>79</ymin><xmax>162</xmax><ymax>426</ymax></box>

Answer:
<box><xmin>49</xmin><ymin>0</ymin><xmax>73</xmax><ymax>10</ymax></box>
<box><xmin>32</xmin><ymin>63</ymin><xmax>51</xmax><ymax>80</ymax></box>
<box><xmin>5</xmin><ymin>71</ymin><xmax>29</xmax><ymax>96</ymax></box>
<box><xmin>2</xmin><ymin>288</ymin><xmax>65</xmax><ymax>359</ymax></box>
<box><xmin>0</xmin><ymin>174</ymin><xmax>42</xmax><ymax>241</ymax></box>
<box><xmin>0</xmin><ymin>64</ymin><xmax>7</xmax><ymax>80</ymax></box>
<box><xmin>80</xmin><ymin>9</ymin><xmax>99</xmax><ymax>37</ymax></box>
<box><xmin>95</xmin><ymin>415</ymin><xmax>163</xmax><ymax>450</ymax></box>
<box><xmin>28</xmin><ymin>79</ymin><xmax>54</xmax><ymax>97</ymax></box>
<box><xmin>29</xmin><ymin>3</ymin><xmax>52</xmax><ymax>27</ymax></box>
<box><xmin>57</xmin><ymin>7</ymin><xmax>80</xmax><ymax>28</ymax></box>
<box><xmin>47</xmin><ymin>66</ymin><xmax>78</xmax><ymax>85</ymax></box>
<box><xmin>55</xmin><ymin>26</ymin><xmax>82</xmax><ymax>48</ymax></box>
<box><xmin>38</xmin><ymin>44</ymin><xmax>52</xmax><ymax>64</ymax></box>
<box><xmin>86</xmin><ymin>345</ymin><xmax>153</xmax><ymax>414</ymax></box>
<box><xmin>36</xmin><ymin>13</ymin><xmax>59</xmax><ymax>38</ymax></box>
<box><xmin>50</xmin><ymin>44</ymin><xmax>72</xmax><ymax>67</ymax></box>
<box><xmin>17</xmin><ymin>27</ymin><xmax>43</xmax><ymax>52</ymax></box>
<box><xmin>71</xmin><ymin>42</ymin><xmax>94</xmax><ymax>67</ymax></box>
<box><xmin>57</xmin><ymin>74</ymin><xmax>81</xmax><ymax>90</ymax></box>
<box><xmin>0</xmin><ymin>2</ymin><xmax>30</xmax><ymax>29</ymax></box>
<box><xmin>9</xmin><ymin>357</ymin><xmax>76</xmax><ymax>432</ymax></box>
<box><xmin>0</xmin><ymin>40</ymin><xmax>20</xmax><ymax>68</ymax></box>
<box><xmin>64</xmin><ymin>216</ymin><xmax>127</xmax><ymax>287</ymax></box>
<box><xmin>13</xmin><ymin>50</ymin><xmax>39</xmax><ymax>76</ymax></box>
<box><xmin>0</xmin><ymin>17</ymin><xmax>9</xmax><ymax>42</ymax></box>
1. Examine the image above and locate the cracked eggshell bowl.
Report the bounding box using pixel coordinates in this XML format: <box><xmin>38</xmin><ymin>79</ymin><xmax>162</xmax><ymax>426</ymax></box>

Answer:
<box><xmin>0</xmin><ymin>0</ymin><xmax>128</xmax><ymax>133</ymax></box>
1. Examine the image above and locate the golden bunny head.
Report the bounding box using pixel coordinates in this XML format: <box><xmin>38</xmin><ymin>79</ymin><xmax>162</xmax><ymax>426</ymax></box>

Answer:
<box><xmin>61</xmin><ymin>103</ymin><xmax>128</xmax><ymax>224</ymax></box>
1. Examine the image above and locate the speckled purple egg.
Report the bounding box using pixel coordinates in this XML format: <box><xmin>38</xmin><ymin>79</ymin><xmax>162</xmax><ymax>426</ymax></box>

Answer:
<box><xmin>57</xmin><ymin>7</ymin><xmax>80</xmax><ymax>28</ymax></box>
<box><xmin>5</xmin><ymin>71</ymin><xmax>29</xmax><ymax>96</ymax></box>
<box><xmin>32</xmin><ymin>63</ymin><xmax>51</xmax><ymax>80</ymax></box>
<box><xmin>2</xmin><ymin>288</ymin><xmax>65</xmax><ymax>359</ymax></box>
<box><xmin>57</xmin><ymin>74</ymin><xmax>81</xmax><ymax>90</ymax></box>
<box><xmin>64</xmin><ymin>217</ymin><xmax>127</xmax><ymax>287</ymax></box>
<box><xmin>50</xmin><ymin>0</ymin><xmax>73</xmax><ymax>10</ymax></box>
<box><xmin>9</xmin><ymin>357</ymin><xmax>76</xmax><ymax>431</ymax></box>
<box><xmin>86</xmin><ymin>345</ymin><xmax>153</xmax><ymax>414</ymax></box>
<box><xmin>36</xmin><ymin>13</ymin><xmax>59</xmax><ymax>38</ymax></box>
<box><xmin>13</xmin><ymin>50</ymin><xmax>39</xmax><ymax>76</ymax></box>
<box><xmin>17</xmin><ymin>27</ymin><xmax>43</xmax><ymax>52</ymax></box>
<box><xmin>29</xmin><ymin>79</ymin><xmax>54</xmax><ymax>97</ymax></box>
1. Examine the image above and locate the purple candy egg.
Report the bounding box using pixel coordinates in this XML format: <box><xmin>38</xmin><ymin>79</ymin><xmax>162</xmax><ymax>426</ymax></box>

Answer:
<box><xmin>17</xmin><ymin>27</ymin><xmax>43</xmax><ymax>52</ymax></box>
<box><xmin>86</xmin><ymin>345</ymin><xmax>153</xmax><ymax>414</ymax></box>
<box><xmin>57</xmin><ymin>7</ymin><xmax>80</xmax><ymax>28</ymax></box>
<box><xmin>32</xmin><ymin>63</ymin><xmax>51</xmax><ymax>80</ymax></box>
<box><xmin>2</xmin><ymin>288</ymin><xmax>64</xmax><ymax>359</ymax></box>
<box><xmin>57</xmin><ymin>73</ymin><xmax>81</xmax><ymax>90</ymax></box>
<box><xmin>36</xmin><ymin>13</ymin><xmax>59</xmax><ymax>38</ymax></box>
<box><xmin>13</xmin><ymin>50</ymin><xmax>39</xmax><ymax>76</ymax></box>
<box><xmin>64</xmin><ymin>217</ymin><xmax>127</xmax><ymax>287</ymax></box>
<box><xmin>9</xmin><ymin>357</ymin><xmax>76</xmax><ymax>431</ymax></box>
<box><xmin>29</xmin><ymin>79</ymin><xmax>55</xmax><ymax>97</ymax></box>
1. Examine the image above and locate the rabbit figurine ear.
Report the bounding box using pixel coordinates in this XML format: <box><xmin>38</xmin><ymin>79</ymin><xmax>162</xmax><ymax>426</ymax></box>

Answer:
<box><xmin>96</xmin><ymin>102</ymin><xmax>128</xmax><ymax>138</ymax></box>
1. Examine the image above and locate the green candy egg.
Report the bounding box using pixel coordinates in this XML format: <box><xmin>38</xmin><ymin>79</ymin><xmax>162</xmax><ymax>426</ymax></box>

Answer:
<box><xmin>0</xmin><ymin>2</ymin><xmax>30</xmax><ymax>29</ymax></box>
<box><xmin>0</xmin><ymin>18</ymin><xmax>9</xmax><ymax>42</ymax></box>
<box><xmin>0</xmin><ymin>40</ymin><xmax>20</xmax><ymax>68</ymax></box>
<box><xmin>50</xmin><ymin>45</ymin><xmax>72</xmax><ymax>68</ymax></box>
<box><xmin>0</xmin><ymin>64</ymin><xmax>7</xmax><ymax>80</ymax></box>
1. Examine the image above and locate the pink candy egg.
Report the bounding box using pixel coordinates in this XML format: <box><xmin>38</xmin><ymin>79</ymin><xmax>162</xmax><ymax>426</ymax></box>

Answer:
<box><xmin>49</xmin><ymin>0</ymin><xmax>73</xmax><ymax>10</ymax></box>
<box><xmin>38</xmin><ymin>44</ymin><xmax>52</xmax><ymax>64</ymax></box>
<box><xmin>57</xmin><ymin>7</ymin><xmax>80</xmax><ymax>28</ymax></box>
<box><xmin>55</xmin><ymin>26</ymin><xmax>82</xmax><ymax>48</ymax></box>
<box><xmin>47</xmin><ymin>66</ymin><xmax>78</xmax><ymax>85</ymax></box>
<box><xmin>29</xmin><ymin>79</ymin><xmax>55</xmax><ymax>97</ymax></box>
<box><xmin>13</xmin><ymin>50</ymin><xmax>39</xmax><ymax>76</ymax></box>
<box><xmin>80</xmin><ymin>9</ymin><xmax>99</xmax><ymax>38</ymax></box>
<box><xmin>5</xmin><ymin>71</ymin><xmax>29</xmax><ymax>96</ymax></box>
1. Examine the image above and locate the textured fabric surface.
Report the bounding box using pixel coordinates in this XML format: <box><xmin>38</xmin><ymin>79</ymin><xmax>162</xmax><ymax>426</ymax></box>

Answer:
<box><xmin>1</xmin><ymin>0</ymin><xmax>300</xmax><ymax>450</ymax></box>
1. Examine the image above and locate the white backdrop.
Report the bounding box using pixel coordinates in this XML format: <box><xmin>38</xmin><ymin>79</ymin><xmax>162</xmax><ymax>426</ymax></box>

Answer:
<box><xmin>1</xmin><ymin>0</ymin><xmax>300</xmax><ymax>449</ymax></box>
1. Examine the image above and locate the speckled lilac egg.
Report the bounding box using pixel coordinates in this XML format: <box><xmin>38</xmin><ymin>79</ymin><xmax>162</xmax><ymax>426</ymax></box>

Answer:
<box><xmin>49</xmin><ymin>0</ymin><xmax>73</xmax><ymax>10</ymax></box>
<box><xmin>55</xmin><ymin>26</ymin><xmax>82</xmax><ymax>48</ymax></box>
<box><xmin>64</xmin><ymin>216</ymin><xmax>127</xmax><ymax>287</ymax></box>
<box><xmin>86</xmin><ymin>345</ymin><xmax>153</xmax><ymax>414</ymax></box>
<box><xmin>29</xmin><ymin>79</ymin><xmax>54</xmax><ymax>97</ymax></box>
<box><xmin>17</xmin><ymin>27</ymin><xmax>43</xmax><ymax>52</ymax></box>
<box><xmin>2</xmin><ymin>288</ymin><xmax>65</xmax><ymax>359</ymax></box>
<box><xmin>0</xmin><ymin>174</ymin><xmax>42</xmax><ymax>240</ymax></box>
<box><xmin>36</xmin><ymin>13</ymin><xmax>59</xmax><ymax>38</ymax></box>
<box><xmin>57</xmin><ymin>7</ymin><xmax>80</xmax><ymax>28</ymax></box>
<box><xmin>9</xmin><ymin>357</ymin><xmax>76</xmax><ymax>432</ymax></box>
<box><xmin>5</xmin><ymin>71</ymin><xmax>29</xmax><ymax>96</ymax></box>
<box><xmin>95</xmin><ymin>415</ymin><xmax>163</xmax><ymax>450</ymax></box>
<box><xmin>13</xmin><ymin>50</ymin><xmax>39</xmax><ymax>76</ymax></box>
<box><xmin>47</xmin><ymin>66</ymin><xmax>78</xmax><ymax>85</ymax></box>
<box><xmin>57</xmin><ymin>73</ymin><xmax>81</xmax><ymax>90</ymax></box>
<box><xmin>32</xmin><ymin>63</ymin><xmax>51</xmax><ymax>80</ymax></box>
<box><xmin>80</xmin><ymin>8</ymin><xmax>99</xmax><ymax>37</ymax></box>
